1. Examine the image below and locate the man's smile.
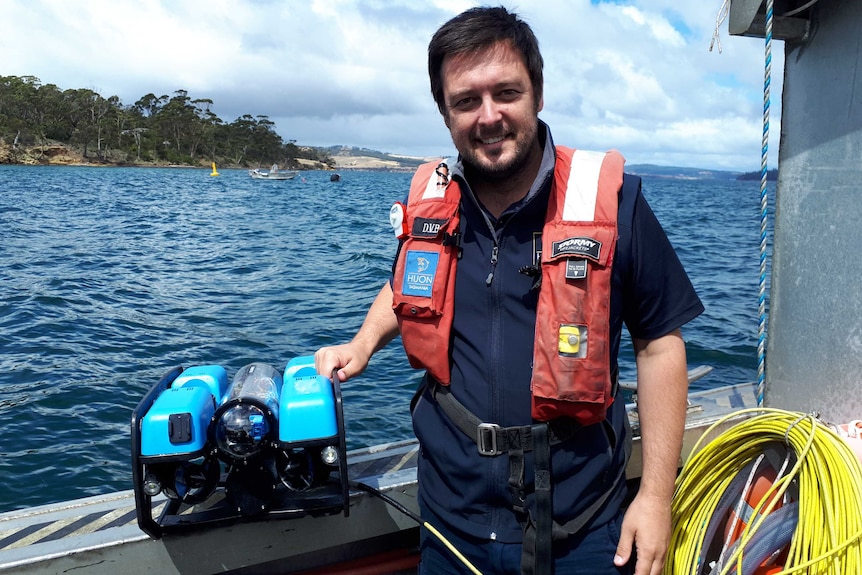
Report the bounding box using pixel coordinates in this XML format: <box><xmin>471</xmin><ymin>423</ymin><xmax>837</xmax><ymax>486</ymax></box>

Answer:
<box><xmin>479</xmin><ymin>135</ymin><xmax>506</xmax><ymax>145</ymax></box>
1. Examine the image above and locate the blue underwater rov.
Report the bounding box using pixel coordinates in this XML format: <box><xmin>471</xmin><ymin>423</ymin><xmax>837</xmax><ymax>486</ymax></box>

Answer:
<box><xmin>131</xmin><ymin>356</ymin><xmax>349</xmax><ymax>539</ymax></box>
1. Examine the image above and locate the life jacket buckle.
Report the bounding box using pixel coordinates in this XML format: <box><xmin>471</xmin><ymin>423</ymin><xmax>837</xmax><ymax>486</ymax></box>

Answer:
<box><xmin>477</xmin><ymin>423</ymin><xmax>501</xmax><ymax>456</ymax></box>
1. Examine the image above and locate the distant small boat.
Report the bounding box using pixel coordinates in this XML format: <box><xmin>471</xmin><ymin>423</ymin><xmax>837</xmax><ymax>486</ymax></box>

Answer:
<box><xmin>249</xmin><ymin>164</ymin><xmax>297</xmax><ymax>180</ymax></box>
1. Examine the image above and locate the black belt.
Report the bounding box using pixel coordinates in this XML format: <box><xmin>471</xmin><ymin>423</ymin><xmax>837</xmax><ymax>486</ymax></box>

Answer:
<box><xmin>432</xmin><ymin>384</ymin><xmax>581</xmax><ymax>456</ymax></box>
<box><xmin>432</xmin><ymin>383</ymin><xmax>578</xmax><ymax>575</ymax></box>
<box><xmin>429</xmin><ymin>381</ymin><xmax>630</xmax><ymax>575</ymax></box>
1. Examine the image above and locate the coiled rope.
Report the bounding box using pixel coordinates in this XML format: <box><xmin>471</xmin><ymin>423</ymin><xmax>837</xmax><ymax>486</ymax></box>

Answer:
<box><xmin>663</xmin><ymin>409</ymin><xmax>862</xmax><ymax>574</ymax></box>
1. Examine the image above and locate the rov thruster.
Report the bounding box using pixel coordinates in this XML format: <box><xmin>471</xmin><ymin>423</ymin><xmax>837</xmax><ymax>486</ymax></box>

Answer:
<box><xmin>131</xmin><ymin>356</ymin><xmax>349</xmax><ymax>539</ymax></box>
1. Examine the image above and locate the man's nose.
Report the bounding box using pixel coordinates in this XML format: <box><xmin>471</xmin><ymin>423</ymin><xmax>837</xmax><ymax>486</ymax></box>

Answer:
<box><xmin>477</xmin><ymin>96</ymin><xmax>502</xmax><ymax>125</ymax></box>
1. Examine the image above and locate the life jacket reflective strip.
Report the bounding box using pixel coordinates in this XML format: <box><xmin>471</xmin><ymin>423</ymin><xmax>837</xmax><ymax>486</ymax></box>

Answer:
<box><xmin>392</xmin><ymin>147</ymin><xmax>623</xmax><ymax>425</ymax></box>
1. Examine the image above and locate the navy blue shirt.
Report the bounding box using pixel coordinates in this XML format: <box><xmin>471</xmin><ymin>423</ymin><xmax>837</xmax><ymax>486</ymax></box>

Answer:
<box><xmin>406</xmin><ymin>123</ymin><xmax>704</xmax><ymax>542</ymax></box>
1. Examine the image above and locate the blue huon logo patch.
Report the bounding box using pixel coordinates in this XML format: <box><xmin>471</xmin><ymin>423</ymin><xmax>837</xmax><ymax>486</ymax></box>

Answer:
<box><xmin>403</xmin><ymin>250</ymin><xmax>438</xmax><ymax>297</ymax></box>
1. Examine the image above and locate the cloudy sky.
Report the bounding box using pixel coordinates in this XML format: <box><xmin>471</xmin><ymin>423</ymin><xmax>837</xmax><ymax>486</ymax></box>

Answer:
<box><xmin>2</xmin><ymin>0</ymin><xmax>783</xmax><ymax>171</ymax></box>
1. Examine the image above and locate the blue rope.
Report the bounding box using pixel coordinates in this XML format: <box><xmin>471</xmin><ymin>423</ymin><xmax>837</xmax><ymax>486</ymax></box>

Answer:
<box><xmin>757</xmin><ymin>0</ymin><xmax>774</xmax><ymax>407</ymax></box>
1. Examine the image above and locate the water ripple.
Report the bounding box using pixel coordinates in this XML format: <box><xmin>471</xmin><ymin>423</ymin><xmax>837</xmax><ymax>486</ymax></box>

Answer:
<box><xmin>0</xmin><ymin>166</ymin><xmax>767</xmax><ymax>512</ymax></box>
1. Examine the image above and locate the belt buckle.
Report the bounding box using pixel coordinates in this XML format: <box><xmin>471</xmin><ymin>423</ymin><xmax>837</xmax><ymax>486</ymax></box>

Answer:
<box><xmin>477</xmin><ymin>423</ymin><xmax>500</xmax><ymax>456</ymax></box>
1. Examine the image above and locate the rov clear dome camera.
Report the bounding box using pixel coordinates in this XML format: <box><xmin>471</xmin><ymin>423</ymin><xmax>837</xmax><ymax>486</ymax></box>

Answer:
<box><xmin>210</xmin><ymin>363</ymin><xmax>281</xmax><ymax>464</ymax></box>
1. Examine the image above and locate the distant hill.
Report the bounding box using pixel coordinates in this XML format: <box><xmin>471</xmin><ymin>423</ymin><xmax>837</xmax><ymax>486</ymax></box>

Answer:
<box><xmin>626</xmin><ymin>164</ymin><xmax>742</xmax><ymax>181</ymax></box>
<box><xmin>736</xmin><ymin>168</ymin><xmax>779</xmax><ymax>181</ymax></box>
<box><xmin>324</xmin><ymin>147</ymin><xmax>766</xmax><ymax>180</ymax></box>
<box><xmin>324</xmin><ymin>146</ymin><xmax>432</xmax><ymax>171</ymax></box>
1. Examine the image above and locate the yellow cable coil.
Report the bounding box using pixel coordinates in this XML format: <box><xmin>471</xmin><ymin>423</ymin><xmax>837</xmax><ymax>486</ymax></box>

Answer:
<box><xmin>663</xmin><ymin>408</ymin><xmax>862</xmax><ymax>575</ymax></box>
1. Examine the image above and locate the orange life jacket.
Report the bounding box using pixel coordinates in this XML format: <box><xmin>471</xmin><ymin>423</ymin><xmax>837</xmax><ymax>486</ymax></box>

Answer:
<box><xmin>391</xmin><ymin>147</ymin><xmax>624</xmax><ymax>425</ymax></box>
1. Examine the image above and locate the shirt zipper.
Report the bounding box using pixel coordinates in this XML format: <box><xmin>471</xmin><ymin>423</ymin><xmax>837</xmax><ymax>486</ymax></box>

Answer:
<box><xmin>485</xmin><ymin>244</ymin><xmax>499</xmax><ymax>286</ymax></box>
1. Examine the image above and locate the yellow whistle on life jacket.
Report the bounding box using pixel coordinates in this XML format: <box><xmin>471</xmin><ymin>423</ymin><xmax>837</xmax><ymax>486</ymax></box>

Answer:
<box><xmin>558</xmin><ymin>325</ymin><xmax>587</xmax><ymax>357</ymax></box>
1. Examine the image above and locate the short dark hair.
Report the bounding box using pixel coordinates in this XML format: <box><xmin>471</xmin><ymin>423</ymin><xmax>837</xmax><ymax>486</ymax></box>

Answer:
<box><xmin>428</xmin><ymin>6</ymin><xmax>544</xmax><ymax>115</ymax></box>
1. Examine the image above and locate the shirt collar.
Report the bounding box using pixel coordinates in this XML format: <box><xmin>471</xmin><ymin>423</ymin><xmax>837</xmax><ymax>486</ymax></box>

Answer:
<box><xmin>527</xmin><ymin>120</ymin><xmax>556</xmax><ymax>205</ymax></box>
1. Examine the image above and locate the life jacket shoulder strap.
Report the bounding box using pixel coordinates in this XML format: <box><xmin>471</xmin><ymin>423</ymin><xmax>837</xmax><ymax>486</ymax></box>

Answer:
<box><xmin>407</xmin><ymin>158</ymin><xmax>458</xmax><ymax>205</ymax></box>
<box><xmin>551</xmin><ymin>147</ymin><xmax>624</xmax><ymax>222</ymax></box>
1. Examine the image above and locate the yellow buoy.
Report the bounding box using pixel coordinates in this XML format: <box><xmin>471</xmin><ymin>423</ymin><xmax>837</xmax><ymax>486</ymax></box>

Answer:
<box><xmin>210</xmin><ymin>162</ymin><xmax>220</xmax><ymax>177</ymax></box>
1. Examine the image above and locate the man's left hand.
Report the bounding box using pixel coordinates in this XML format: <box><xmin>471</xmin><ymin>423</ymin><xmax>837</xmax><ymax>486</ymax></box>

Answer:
<box><xmin>613</xmin><ymin>491</ymin><xmax>671</xmax><ymax>575</ymax></box>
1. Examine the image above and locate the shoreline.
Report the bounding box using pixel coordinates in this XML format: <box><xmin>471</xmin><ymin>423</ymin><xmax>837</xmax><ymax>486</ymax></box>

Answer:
<box><xmin>0</xmin><ymin>141</ymin><xmax>422</xmax><ymax>172</ymax></box>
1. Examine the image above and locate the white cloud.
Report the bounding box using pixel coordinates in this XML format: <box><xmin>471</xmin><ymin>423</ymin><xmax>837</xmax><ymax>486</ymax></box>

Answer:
<box><xmin>0</xmin><ymin>0</ymin><xmax>783</xmax><ymax>171</ymax></box>
<box><xmin>615</xmin><ymin>5</ymin><xmax>686</xmax><ymax>47</ymax></box>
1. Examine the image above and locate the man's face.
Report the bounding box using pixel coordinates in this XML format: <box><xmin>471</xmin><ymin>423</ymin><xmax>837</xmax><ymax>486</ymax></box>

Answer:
<box><xmin>441</xmin><ymin>41</ymin><xmax>543</xmax><ymax>181</ymax></box>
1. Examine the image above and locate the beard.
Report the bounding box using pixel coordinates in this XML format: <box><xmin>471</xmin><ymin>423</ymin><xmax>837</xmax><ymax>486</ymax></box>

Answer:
<box><xmin>457</xmin><ymin>122</ymin><xmax>541</xmax><ymax>184</ymax></box>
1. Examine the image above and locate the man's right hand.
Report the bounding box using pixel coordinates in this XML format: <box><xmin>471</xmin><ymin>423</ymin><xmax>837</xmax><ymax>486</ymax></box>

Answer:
<box><xmin>314</xmin><ymin>343</ymin><xmax>371</xmax><ymax>383</ymax></box>
<box><xmin>313</xmin><ymin>282</ymin><xmax>401</xmax><ymax>383</ymax></box>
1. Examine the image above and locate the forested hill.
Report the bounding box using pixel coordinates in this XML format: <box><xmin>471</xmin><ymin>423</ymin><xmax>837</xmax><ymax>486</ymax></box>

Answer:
<box><xmin>736</xmin><ymin>169</ymin><xmax>779</xmax><ymax>181</ymax></box>
<box><xmin>0</xmin><ymin>74</ymin><xmax>334</xmax><ymax>169</ymax></box>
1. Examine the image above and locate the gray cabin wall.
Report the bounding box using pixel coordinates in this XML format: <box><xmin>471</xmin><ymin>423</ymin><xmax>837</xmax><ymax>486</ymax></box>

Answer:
<box><xmin>765</xmin><ymin>0</ymin><xmax>862</xmax><ymax>423</ymax></box>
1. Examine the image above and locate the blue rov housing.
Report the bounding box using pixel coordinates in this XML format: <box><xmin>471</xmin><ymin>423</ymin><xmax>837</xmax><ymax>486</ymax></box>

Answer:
<box><xmin>131</xmin><ymin>356</ymin><xmax>349</xmax><ymax>539</ymax></box>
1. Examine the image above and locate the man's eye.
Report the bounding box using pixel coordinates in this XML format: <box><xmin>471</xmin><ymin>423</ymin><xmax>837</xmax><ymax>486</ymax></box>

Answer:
<box><xmin>452</xmin><ymin>97</ymin><xmax>477</xmax><ymax>111</ymax></box>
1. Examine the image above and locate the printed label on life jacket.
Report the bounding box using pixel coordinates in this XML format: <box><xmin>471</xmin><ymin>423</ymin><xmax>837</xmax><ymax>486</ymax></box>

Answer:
<box><xmin>551</xmin><ymin>237</ymin><xmax>601</xmax><ymax>260</ymax></box>
<box><xmin>565</xmin><ymin>259</ymin><xmax>588</xmax><ymax>280</ymax></box>
<box><xmin>402</xmin><ymin>250</ymin><xmax>439</xmax><ymax>297</ymax></box>
<box><xmin>411</xmin><ymin>217</ymin><xmax>446</xmax><ymax>238</ymax></box>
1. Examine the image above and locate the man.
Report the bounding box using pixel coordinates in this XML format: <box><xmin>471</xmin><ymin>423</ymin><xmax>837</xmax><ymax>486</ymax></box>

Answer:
<box><xmin>315</xmin><ymin>7</ymin><xmax>702</xmax><ymax>575</ymax></box>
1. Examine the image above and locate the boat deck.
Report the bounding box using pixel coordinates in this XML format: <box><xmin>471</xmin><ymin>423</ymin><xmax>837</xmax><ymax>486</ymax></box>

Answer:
<box><xmin>0</xmin><ymin>438</ymin><xmax>423</xmax><ymax>575</ymax></box>
<box><xmin>0</xmin><ymin>377</ymin><xmax>759</xmax><ymax>575</ymax></box>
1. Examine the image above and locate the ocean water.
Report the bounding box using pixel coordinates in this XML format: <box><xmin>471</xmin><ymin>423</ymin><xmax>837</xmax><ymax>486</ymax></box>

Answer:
<box><xmin>0</xmin><ymin>165</ymin><xmax>772</xmax><ymax>513</ymax></box>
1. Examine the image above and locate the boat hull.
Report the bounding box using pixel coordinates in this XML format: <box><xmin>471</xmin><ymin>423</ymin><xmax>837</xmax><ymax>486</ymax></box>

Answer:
<box><xmin>0</xmin><ymin>378</ymin><xmax>759</xmax><ymax>574</ymax></box>
<box><xmin>249</xmin><ymin>168</ymin><xmax>297</xmax><ymax>180</ymax></box>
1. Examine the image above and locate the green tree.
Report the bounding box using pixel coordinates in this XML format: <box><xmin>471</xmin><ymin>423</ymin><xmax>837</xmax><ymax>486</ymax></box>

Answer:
<box><xmin>63</xmin><ymin>88</ymin><xmax>99</xmax><ymax>159</ymax></box>
<box><xmin>133</xmin><ymin>93</ymin><xmax>166</xmax><ymax>160</ymax></box>
<box><xmin>221</xmin><ymin>114</ymin><xmax>257</xmax><ymax>165</ymax></box>
<box><xmin>154</xmin><ymin>90</ymin><xmax>195</xmax><ymax>162</ymax></box>
<box><xmin>188</xmin><ymin>98</ymin><xmax>219</xmax><ymax>162</ymax></box>
<box><xmin>0</xmin><ymin>75</ymin><xmax>42</xmax><ymax>146</ymax></box>
<box><xmin>249</xmin><ymin>115</ymin><xmax>284</xmax><ymax>166</ymax></box>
